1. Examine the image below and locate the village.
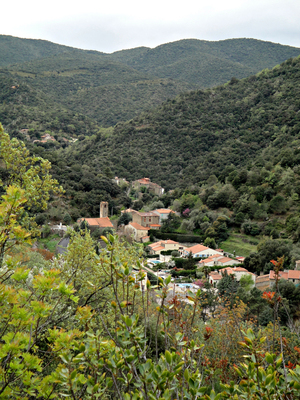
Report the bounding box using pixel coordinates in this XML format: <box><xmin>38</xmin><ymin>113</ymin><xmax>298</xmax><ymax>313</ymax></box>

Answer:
<box><xmin>56</xmin><ymin>177</ymin><xmax>300</xmax><ymax>301</ymax></box>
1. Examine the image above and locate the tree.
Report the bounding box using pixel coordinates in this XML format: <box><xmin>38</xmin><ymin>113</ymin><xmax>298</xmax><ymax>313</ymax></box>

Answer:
<box><xmin>161</xmin><ymin>212</ymin><xmax>181</xmax><ymax>232</ymax></box>
<box><xmin>117</xmin><ymin>212</ymin><xmax>132</xmax><ymax>226</ymax></box>
<box><xmin>63</xmin><ymin>212</ymin><xmax>72</xmax><ymax>225</ymax></box>
<box><xmin>0</xmin><ymin>125</ymin><xmax>62</xmax><ymax>267</ymax></box>
<box><xmin>218</xmin><ymin>270</ymin><xmax>239</xmax><ymax>303</ymax></box>
<box><xmin>204</xmin><ymin>237</ymin><xmax>216</xmax><ymax>249</ymax></box>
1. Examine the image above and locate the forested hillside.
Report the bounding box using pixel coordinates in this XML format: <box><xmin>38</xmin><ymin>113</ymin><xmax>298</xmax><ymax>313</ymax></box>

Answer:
<box><xmin>109</xmin><ymin>38</ymin><xmax>300</xmax><ymax>87</ymax></box>
<box><xmin>1</xmin><ymin>35</ymin><xmax>299</xmax><ymax>129</ymax></box>
<box><xmin>40</xmin><ymin>55</ymin><xmax>300</xmax><ymax>249</ymax></box>
<box><xmin>65</xmin><ymin>55</ymin><xmax>300</xmax><ymax>189</ymax></box>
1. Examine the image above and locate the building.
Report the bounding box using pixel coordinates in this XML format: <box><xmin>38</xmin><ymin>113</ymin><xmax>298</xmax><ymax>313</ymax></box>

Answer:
<box><xmin>132</xmin><ymin>178</ymin><xmax>164</xmax><ymax>196</ymax></box>
<box><xmin>208</xmin><ymin>266</ymin><xmax>255</xmax><ymax>287</ymax></box>
<box><xmin>208</xmin><ymin>271</ymin><xmax>223</xmax><ymax>286</ymax></box>
<box><xmin>198</xmin><ymin>255</ymin><xmax>241</xmax><ymax>268</ymax></box>
<box><xmin>113</xmin><ymin>177</ymin><xmax>129</xmax><ymax>186</ymax></box>
<box><xmin>131</xmin><ymin>210</ymin><xmax>160</xmax><ymax>229</ymax></box>
<box><xmin>100</xmin><ymin>201</ymin><xmax>109</xmax><ymax>218</ymax></box>
<box><xmin>255</xmin><ymin>269</ymin><xmax>300</xmax><ymax>291</ymax></box>
<box><xmin>183</xmin><ymin>244</ymin><xmax>223</xmax><ymax>258</ymax></box>
<box><xmin>152</xmin><ymin>209</ymin><xmax>175</xmax><ymax>224</ymax></box>
<box><xmin>147</xmin><ymin>240</ymin><xmax>186</xmax><ymax>256</ymax></box>
<box><xmin>77</xmin><ymin>217</ymin><xmax>113</xmax><ymax>232</ymax></box>
<box><xmin>124</xmin><ymin>222</ymin><xmax>149</xmax><ymax>242</ymax></box>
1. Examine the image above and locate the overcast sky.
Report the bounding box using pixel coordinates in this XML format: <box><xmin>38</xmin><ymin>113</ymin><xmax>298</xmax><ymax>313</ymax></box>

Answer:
<box><xmin>2</xmin><ymin>0</ymin><xmax>300</xmax><ymax>53</ymax></box>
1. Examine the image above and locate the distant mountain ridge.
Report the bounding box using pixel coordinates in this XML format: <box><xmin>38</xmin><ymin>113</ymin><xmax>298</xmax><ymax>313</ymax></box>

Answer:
<box><xmin>0</xmin><ymin>35</ymin><xmax>300</xmax><ymax>129</ymax></box>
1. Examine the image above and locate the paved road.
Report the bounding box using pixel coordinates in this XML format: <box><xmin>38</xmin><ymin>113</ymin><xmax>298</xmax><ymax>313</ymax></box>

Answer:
<box><xmin>56</xmin><ymin>237</ymin><xmax>70</xmax><ymax>254</ymax></box>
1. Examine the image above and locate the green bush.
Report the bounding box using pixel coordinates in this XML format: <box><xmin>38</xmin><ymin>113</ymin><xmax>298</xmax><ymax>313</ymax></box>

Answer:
<box><xmin>170</xmin><ymin>269</ymin><xmax>197</xmax><ymax>277</ymax></box>
<box><xmin>149</xmin><ymin>230</ymin><xmax>202</xmax><ymax>243</ymax></box>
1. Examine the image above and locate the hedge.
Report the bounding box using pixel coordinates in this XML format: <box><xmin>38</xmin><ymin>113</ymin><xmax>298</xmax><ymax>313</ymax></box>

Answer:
<box><xmin>148</xmin><ymin>230</ymin><xmax>203</xmax><ymax>243</ymax></box>
<box><xmin>146</xmin><ymin>255</ymin><xmax>159</xmax><ymax>259</ymax></box>
<box><xmin>160</xmin><ymin>250</ymin><xmax>173</xmax><ymax>255</ymax></box>
<box><xmin>170</xmin><ymin>269</ymin><xmax>197</xmax><ymax>278</ymax></box>
<box><xmin>173</xmin><ymin>258</ymin><xmax>201</xmax><ymax>269</ymax></box>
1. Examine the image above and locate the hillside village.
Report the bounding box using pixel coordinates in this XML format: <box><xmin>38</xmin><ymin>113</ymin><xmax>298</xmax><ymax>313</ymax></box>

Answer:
<box><xmin>72</xmin><ymin>181</ymin><xmax>300</xmax><ymax>297</ymax></box>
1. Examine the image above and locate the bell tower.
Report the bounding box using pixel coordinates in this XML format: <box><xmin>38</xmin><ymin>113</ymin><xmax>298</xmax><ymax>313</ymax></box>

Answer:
<box><xmin>100</xmin><ymin>201</ymin><xmax>108</xmax><ymax>218</ymax></box>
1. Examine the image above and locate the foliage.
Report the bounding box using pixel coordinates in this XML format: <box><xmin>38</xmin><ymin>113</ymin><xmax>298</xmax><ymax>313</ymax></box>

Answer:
<box><xmin>118</xmin><ymin>212</ymin><xmax>132</xmax><ymax>227</ymax></box>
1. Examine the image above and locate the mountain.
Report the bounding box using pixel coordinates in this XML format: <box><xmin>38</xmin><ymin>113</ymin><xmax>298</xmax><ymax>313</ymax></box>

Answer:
<box><xmin>108</xmin><ymin>38</ymin><xmax>300</xmax><ymax>87</ymax></box>
<box><xmin>64</xmin><ymin>55</ymin><xmax>300</xmax><ymax>190</ymax></box>
<box><xmin>1</xmin><ymin>35</ymin><xmax>300</xmax><ymax>129</ymax></box>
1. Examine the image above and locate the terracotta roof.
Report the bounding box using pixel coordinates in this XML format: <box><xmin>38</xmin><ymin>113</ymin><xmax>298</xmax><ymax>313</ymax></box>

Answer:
<box><xmin>216</xmin><ymin>257</ymin><xmax>236</xmax><ymax>264</ymax></box>
<box><xmin>256</xmin><ymin>275</ymin><xmax>270</xmax><ymax>283</ymax></box>
<box><xmin>152</xmin><ymin>246</ymin><xmax>164</xmax><ymax>252</ymax></box>
<box><xmin>150</xmin><ymin>224</ymin><xmax>161</xmax><ymax>227</ymax></box>
<box><xmin>288</xmin><ymin>270</ymin><xmax>300</xmax><ymax>279</ymax></box>
<box><xmin>150</xmin><ymin>243</ymin><xmax>163</xmax><ymax>249</ymax></box>
<box><xmin>269</xmin><ymin>270</ymin><xmax>288</xmax><ymax>280</ymax></box>
<box><xmin>153</xmin><ymin>209</ymin><xmax>174</xmax><ymax>214</ymax></box>
<box><xmin>78</xmin><ymin>217</ymin><xmax>113</xmax><ymax>228</ymax></box>
<box><xmin>129</xmin><ymin>222</ymin><xmax>148</xmax><ymax>231</ymax></box>
<box><xmin>236</xmin><ymin>256</ymin><xmax>245</xmax><ymax>261</ymax></box>
<box><xmin>139</xmin><ymin>212</ymin><xmax>157</xmax><ymax>217</ymax></box>
<box><xmin>141</xmin><ymin>235</ymin><xmax>150</xmax><ymax>240</ymax></box>
<box><xmin>186</xmin><ymin>244</ymin><xmax>209</xmax><ymax>254</ymax></box>
<box><xmin>209</xmin><ymin>274</ymin><xmax>222</xmax><ymax>280</ymax></box>
<box><xmin>122</xmin><ymin>208</ymin><xmax>135</xmax><ymax>213</ymax></box>
<box><xmin>220</xmin><ymin>266</ymin><xmax>251</xmax><ymax>275</ymax></box>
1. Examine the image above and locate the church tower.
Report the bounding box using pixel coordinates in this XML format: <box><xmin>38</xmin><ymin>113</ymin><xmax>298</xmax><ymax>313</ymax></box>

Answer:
<box><xmin>100</xmin><ymin>201</ymin><xmax>108</xmax><ymax>218</ymax></box>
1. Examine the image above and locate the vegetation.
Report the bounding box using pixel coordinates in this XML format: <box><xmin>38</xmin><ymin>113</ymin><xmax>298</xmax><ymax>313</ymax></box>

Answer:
<box><xmin>1</xmin><ymin>126</ymin><xmax>300</xmax><ymax>399</ymax></box>
<box><xmin>1</xmin><ymin>36</ymin><xmax>299</xmax><ymax>133</ymax></box>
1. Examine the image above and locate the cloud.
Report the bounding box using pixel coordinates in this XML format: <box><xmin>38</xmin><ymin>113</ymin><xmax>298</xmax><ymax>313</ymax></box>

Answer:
<box><xmin>1</xmin><ymin>0</ymin><xmax>300</xmax><ymax>52</ymax></box>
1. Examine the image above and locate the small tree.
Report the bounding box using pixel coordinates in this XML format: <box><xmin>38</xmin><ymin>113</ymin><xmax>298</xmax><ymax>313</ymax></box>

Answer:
<box><xmin>63</xmin><ymin>212</ymin><xmax>72</xmax><ymax>225</ymax></box>
<box><xmin>117</xmin><ymin>212</ymin><xmax>132</xmax><ymax>226</ymax></box>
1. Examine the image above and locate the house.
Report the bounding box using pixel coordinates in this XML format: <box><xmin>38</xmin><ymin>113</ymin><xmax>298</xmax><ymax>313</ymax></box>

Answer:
<box><xmin>148</xmin><ymin>240</ymin><xmax>186</xmax><ymax>256</ymax></box>
<box><xmin>221</xmin><ymin>266</ymin><xmax>255</xmax><ymax>281</ymax></box>
<box><xmin>183</xmin><ymin>244</ymin><xmax>223</xmax><ymax>258</ymax></box>
<box><xmin>152</xmin><ymin>209</ymin><xmax>175</xmax><ymax>224</ymax></box>
<box><xmin>255</xmin><ymin>274</ymin><xmax>271</xmax><ymax>291</ymax></box>
<box><xmin>208</xmin><ymin>266</ymin><xmax>255</xmax><ymax>287</ymax></box>
<box><xmin>132</xmin><ymin>178</ymin><xmax>164</xmax><ymax>196</ymax></box>
<box><xmin>113</xmin><ymin>177</ymin><xmax>129</xmax><ymax>186</ymax></box>
<box><xmin>131</xmin><ymin>210</ymin><xmax>160</xmax><ymax>229</ymax></box>
<box><xmin>77</xmin><ymin>217</ymin><xmax>113</xmax><ymax>232</ymax></box>
<box><xmin>287</xmin><ymin>270</ymin><xmax>300</xmax><ymax>284</ymax></box>
<box><xmin>208</xmin><ymin>271</ymin><xmax>223</xmax><ymax>286</ymax></box>
<box><xmin>255</xmin><ymin>269</ymin><xmax>300</xmax><ymax>291</ymax></box>
<box><xmin>124</xmin><ymin>222</ymin><xmax>149</xmax><ymax>242</ymax></box>
<box><xmin>198</xmin><ymin>255</ymin><xmax>241</xmax><ymax>268</ymax></box>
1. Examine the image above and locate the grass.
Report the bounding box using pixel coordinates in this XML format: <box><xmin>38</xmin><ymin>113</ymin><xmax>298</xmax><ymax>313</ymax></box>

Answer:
<box><xmin>38</xmin><ymin>234</ymin><xmax>61</xmax><ymax>253</ymax></box>
<box><xmin>220</xmin><ymin>232</ymin><xmax>260</xmax><ymax>257</ymax></box>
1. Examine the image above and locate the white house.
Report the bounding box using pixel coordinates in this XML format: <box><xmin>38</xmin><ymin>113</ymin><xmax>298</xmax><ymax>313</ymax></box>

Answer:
<box><xmin>183</xmin><ymin>244</ymin><xmax>223</xmax><ymax>258</ymax></box>
<box><xmin>152</xmin><ymin>209</ymin><xmax>175</xmax><ymax>224</ymax></box>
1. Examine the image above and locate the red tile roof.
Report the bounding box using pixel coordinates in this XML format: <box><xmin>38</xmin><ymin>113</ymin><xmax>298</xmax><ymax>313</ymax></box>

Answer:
<box><xmin>154</xmin><ymin>209</ymin><xmax>174</xmax><ymax>214</ymax></box>
<box><xmin>269</xmin><ymin>270</ymin><xmax>288</xmax><ymax>280</ymax></box>
<box><xmin>288</xmin><ymin>270</ymin><xmax>300</xmax><ymax>280</ymax></box>
<box><xmin>129</xmin><ymin>222</ymin><xmax>148</xmax><ymax>231</ymax></box>
<box><xmin>209</xmin><ymin>274</ymin><xmax>222</xmax><ymax>280</ymax></box>
<box><xmin>256</xmin><ymin>275</ymin><xmax>270</xmax><ymax>283</ymax></box>
<box><xmin>216</xmin><ymin>257</ymin><xmax>236</xmax><ymax>264</ymax></box>
<box><xmin>78</xmin><ymin>217</ymin><xmax>113</xmax><ymax>228</ymax></box>
<box><xmin>186</xmin><ymin>244</ymin><xmax>209</xmax><ymax>254</ymax></box>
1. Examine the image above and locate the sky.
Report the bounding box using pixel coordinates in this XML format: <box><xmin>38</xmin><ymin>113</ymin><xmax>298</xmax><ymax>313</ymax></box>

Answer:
<box><xmin>2</xmin><ymin>0</ymin><xmax>300</xmax><ymax>53</ymax></box>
